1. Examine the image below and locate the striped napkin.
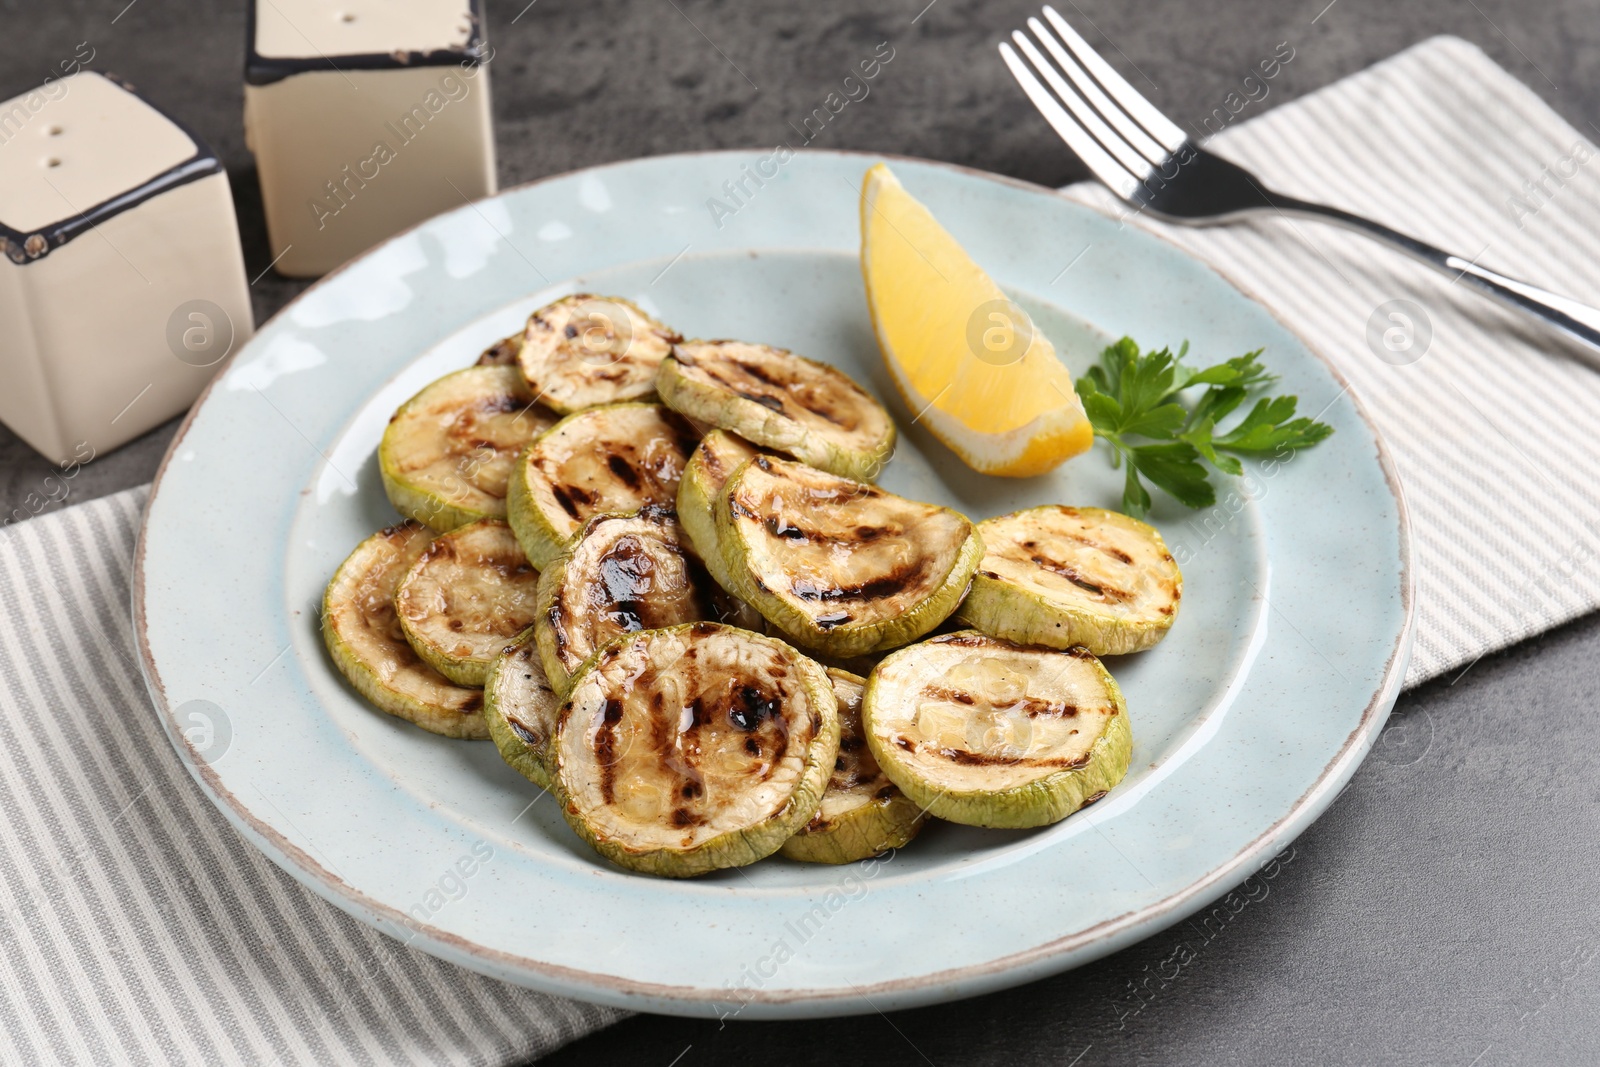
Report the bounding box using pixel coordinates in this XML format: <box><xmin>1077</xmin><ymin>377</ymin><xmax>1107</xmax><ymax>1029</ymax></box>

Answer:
<box><xmin>0</xmin><ymin>489</ymin><xmax>623</xmax><ymax>1065</ymax></box>
<box><xmin>0</xmin><ymin>34</ymin><xmax>1594</xmax><ymax>1066</ymax></box>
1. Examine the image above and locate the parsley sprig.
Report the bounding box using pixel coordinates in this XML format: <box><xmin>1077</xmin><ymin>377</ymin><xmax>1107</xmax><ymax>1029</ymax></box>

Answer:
<box><xmin>1074</xmin><ymin>338</ymin><xmax>1334</xmax><ymax>518</ymax></box>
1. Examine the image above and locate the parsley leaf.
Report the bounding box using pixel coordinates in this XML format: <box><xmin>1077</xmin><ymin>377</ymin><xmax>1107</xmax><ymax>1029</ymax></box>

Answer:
<box><xmin>1074</xmin><ymin>337</ymin><xmax>1334</xmax><ymax>517</ymax></box>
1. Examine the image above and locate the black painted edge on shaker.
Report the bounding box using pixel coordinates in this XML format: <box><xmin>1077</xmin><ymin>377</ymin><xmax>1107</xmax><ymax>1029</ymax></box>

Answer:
<box><xmin>0</xmin><ymin>72</ymin><xmax>224</xmax><ymax>267</ymax></box>
<box><xmin>244</xmin><ymin>0</ymin><xmax>487</xmax><ymax>87</ymax></box>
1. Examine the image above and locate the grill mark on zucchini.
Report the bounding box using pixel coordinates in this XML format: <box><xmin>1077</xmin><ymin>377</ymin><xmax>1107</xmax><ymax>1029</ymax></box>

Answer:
<box><xmin>934</xmin><ymin>746</ymin><xmax>1091</xmax><ymax>769</ymax></box>
<box><xmin>606</xmin><ymin>454</ymin><xmax>642</xmax><ymax>489</ymax></box>
<box><xmin>710</xmin><ymin>360</ymin><xmax>854</xmax><ymax>429</ymax></box>
<box><xmin>1022</xmin><ymin>532</ymin><xmax>1136</xmax><ymax>566</ymax></box>
<box><xmin>652</xmin><ymin>674</ymin><xmax>794</xmax><ymax>776</ymax></box>
<box><xmin>1028</xmin><ymin>555</ymin><xmax>1132</xmax><ymax>602</ymax></box>
<box><xmin>790</xmin><ymin>560</ymin><xmax>929</xmax><ymax>604</ymax></box>
<box><xmin>596</xmin><ymin>697</ymin><xmax>625</xmax><ymax>804</ymax></box>
<box><xmin>764</xmin><ymin>516</ymin><xmax>808</xmax><ymax>542</ymax></box>
<box><xmin>551</xmin><ymin>485</ymin><xmax>582</xmax><ymax>520</ymax></box>
<box><xmin>508</xmin><ymin>718</ymin><xmax>541</xmax><ymax>746</ymax></box>
<box><xmin>596</xmin><ymin>537</ymin><xmax>653</xmax><ymax>632</ymax></box>
<box><xmin>1072</xmin><ymin>535</ymin><xmax>1133</xmax><ymax>565</ymax></box>
<box><xmin>546</xmin><ymin>599</ymin><xmax>569</xmax><ymax>659</ymax></box>
<box><xmin>757</xmin><ymin>515</ymin><xmax>892</xmax><ymax>548</ymax></box>
<box><xmin>697</xmin><ymin>435</ymin><xmax>746</xmax><ymax>484</ymax></box>
<box><xmin>919</xmin><ymin>684</ymin><xmax>1081</xmax><ymax>717</ymax></box>
<box><xmin>736</xmin><ymin>360</ymin><xmax>784</xmax><ymax>388</ymax></box>
<box><xmin>610</xmin><ymin>635</ymin><xmax>753</xmax><ymax>818</ymax></box>
<box><xmin>476</xmin><ymin>334</ymin><xmax>523</xmax><ymax>366</ymax></box>
<box><xmin>738</xmin><ymin>390</ymin><xmax>786</xmax><ymax>414</ymax></box>
<box><xmin>732</xmin><ymin>685</ymin><xmax>783</xmax><ymax>731</ymax></box>
<box><xmin>473</xmin><ymin>394</ymin><xmax>524</xmax><ymax>417</ymax></box>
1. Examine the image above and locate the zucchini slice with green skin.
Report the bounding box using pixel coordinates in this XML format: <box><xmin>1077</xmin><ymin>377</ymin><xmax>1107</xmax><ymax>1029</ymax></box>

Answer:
<box><xmin>715</xmin><ymin>455</ymin><xmax>983</xmax><ymax>658</ymax></box>
<box><xmin>675</xmin><ymin>429</ymin><xmax>761</xmax><ymax>591</ymax></box>
<box><xmin>394</xmin><ymin>519</ymin><xmax>542</xmax><ymax>687</ymax></box>
<box><xmin>957</xmin><ymin>505</ymin><xmax>1182</xmax><ymax>655</ymax></box>
<box><xmin>658</xmin><ymin>340</ymin><xmax>896</xmax><ymax>481</ymax></box>
<box><xmin>476</xmin><ymin>333</ymin><xmax>523</xmax><ymax>366</ymax></box>
<box><xmin>321</xmin><ymin>522</ymin><xmax>488</xmax><ymax>739</ymax></box>
<box><xmin>780</xmin><ymin>669</ymin><xmax>926</xmax><ymax>864</ymax></box>
<box><xmin>534</xmin><ymin>507</ymin><xmax>713</xmax><ymax>696</ymax></box>
<box><xmin>552</xmin><ymin>622</ymin><xmax>840</xmax><ymax>878</ymax></box>
<box><xmin>517</xmin><ymin>294</ymin><xmax>681</xmax><ymax>414</ymax></box>
<box><xmin>863</xmin><ymin>631</ymin><xmax>1131</xmax><ymax>829</ymax></box>
<box><xmin>484</xmin><ymin>628</ymin><xmax>561</xmax><ymax>790</ymax></box>
<box><xmin>380</xmin><ymin>366</ymin><xmax>555</xmax><ymax>532</ymax></box>
<box><xmin>506</xmin><ymin>402</ymin><xmax>699</xmax><ymax>568</ymax></box>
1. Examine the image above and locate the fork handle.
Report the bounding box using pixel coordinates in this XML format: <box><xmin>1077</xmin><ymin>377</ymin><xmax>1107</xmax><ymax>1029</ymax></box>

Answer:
<box><xmin>1271</xmin><ymin>194</ymin><xmax>1600</xmax><ymax>371</ymax></box>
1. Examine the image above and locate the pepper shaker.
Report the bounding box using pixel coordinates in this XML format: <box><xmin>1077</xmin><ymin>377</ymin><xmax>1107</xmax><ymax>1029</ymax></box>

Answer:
<box><xmin>244</xmin><ymin>0</ymin><xmax>498</xmax><ymax>278</ymax></box>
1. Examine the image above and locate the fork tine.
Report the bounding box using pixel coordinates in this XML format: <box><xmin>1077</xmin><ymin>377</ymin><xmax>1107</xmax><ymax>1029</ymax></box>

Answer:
<box><xmin>1026</xmin><ymin>16</ymin><xmax>1167</xmax><ymax>167</ymax></box>
<box><xmin>1015</xmin><ymin>24</ymin><xmax>1154</xmax><ymax>182</ymax></box>
<box><xmin>1040</xmin><ymin>5</ymin><xmax>1187</xmax><ymax>152</ymax></box>
<box><xmin>999</xmin><ymin>40</ymin><xmax>1141</xmax><ymax>200</ymax></box>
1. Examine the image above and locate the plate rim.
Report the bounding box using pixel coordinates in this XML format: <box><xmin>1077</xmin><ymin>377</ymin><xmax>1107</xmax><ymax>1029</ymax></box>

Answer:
<box><xmin>132</xmin><ymin>148</ymin><xmax>1414</xmax><ymax>1010</ymax></box>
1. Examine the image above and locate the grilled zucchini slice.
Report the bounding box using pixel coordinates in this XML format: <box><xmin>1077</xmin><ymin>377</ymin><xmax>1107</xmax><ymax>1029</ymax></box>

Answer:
<box><xmin>484</xmin><ymin>628</ymin><xmax>561</xmax><ymax>790</ymax></box>
<box><xmin>506</xmin><ymin>402</ymin><xmax>699</xmax><ymax>568</ymax></box>
<box><xmin>552</xmin><ymin>622</ymin><xmax>840</xmax><ymax>878</ymax></box>
<box><xmin>715</xmin><ymin>455</ymin><xmax>983</xmax><ymax>658</ymax></box>
<box><xmin>957</xmin><ymin>506</ymin><xmax>1182</xmax><ymax>655</ymax></box>
<box><xmin>379</xmin><ymin>366</ymin><xmax>555</xmax><ymax>532</ymax></box>
<box><xmin>394</xmin><ymin>519</ymin><xmax>542</xmax><ymax>686</ymax></box>
<box><xmin>517</xmin><ymin>294</ymin><xmax>681</xmax><ymax>413</ymax></box>
<box><xmin>676</xmin><ymin>429</ymin><xmax>760</xmax><ymax>590</ymax></box>
<box><xmin>864</xmin><ymin>631</ymin><xmax>1130</xmax><ymax>828</ymax></box>
<box><xmin>476</xmin><ymin>333</ymin><xmax>523</xmax><ymax>366</ymax></box>
<box><xmin>658</xmin><ymin>340</ymin><xmax>896</xmax><ymax>481</ymax></box>
<box><xmin>321</xmin><ymin>522</ymin><xmax>487</xmax><ymax>739</ymax></box>
<box><xmin>534</xmin><ymin>507</ymin><xmax>713</xmax><ymax>695</ymax></box>
<box><xmin>780</xmin><ymin>669</ymin><xmax>926</xmax><ymax>864</ymax></box>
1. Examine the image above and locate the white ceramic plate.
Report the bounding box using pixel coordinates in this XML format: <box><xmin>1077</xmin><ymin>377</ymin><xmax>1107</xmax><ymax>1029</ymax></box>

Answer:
<box><xmin>135</xmin><ymin>151</ymin><xmax>1411</xmax><ymax>1018</ymax></box>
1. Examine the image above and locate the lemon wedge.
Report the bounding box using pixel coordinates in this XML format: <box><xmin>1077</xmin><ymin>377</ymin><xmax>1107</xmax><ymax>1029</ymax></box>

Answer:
<box><xmin>859</xmin><ymin>163</ymin><xmax>1093</xmax><ymax>478</ymax></box>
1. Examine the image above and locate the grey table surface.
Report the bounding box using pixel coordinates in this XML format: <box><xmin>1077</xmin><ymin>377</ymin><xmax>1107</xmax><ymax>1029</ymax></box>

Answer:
<box><xmin>4</xmin><ymin>1</ymin><xmax>1600</xmax><ymax>1064</ymax></box>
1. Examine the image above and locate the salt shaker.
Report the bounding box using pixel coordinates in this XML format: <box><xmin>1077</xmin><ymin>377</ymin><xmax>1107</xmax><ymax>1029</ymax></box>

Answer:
<box><xmin>0</xmin><ymin>71</ymin><xmax>253</xmax><ymax>465</ymax></box>
<box><xmin>244</xmin><ymin>0</ymin><xmax>498</xmax><ymax>278</ymax></box>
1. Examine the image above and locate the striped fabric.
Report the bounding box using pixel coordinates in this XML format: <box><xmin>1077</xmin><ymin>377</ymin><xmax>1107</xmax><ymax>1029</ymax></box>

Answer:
<box><xmin>0</xmin><ymin>35</ymin><xmax>1591</xmax><ymax>1066</ymax></box>
<box><xmin>0</xmin><ymin>487</ymin><xmax>625</xmax><ymax>1066</ymax></box>
<box><xmin>1062</xmin><ymin>35</ymin><xmax>1600</xmax><ymax>686</ymax></box>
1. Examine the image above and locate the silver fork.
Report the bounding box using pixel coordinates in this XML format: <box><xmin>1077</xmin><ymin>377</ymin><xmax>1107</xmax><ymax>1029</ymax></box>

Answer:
<box><xmin>1001</xmin><ymin>6</ymin><xmax>1600</xmax><ymax>370</ymax></box>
